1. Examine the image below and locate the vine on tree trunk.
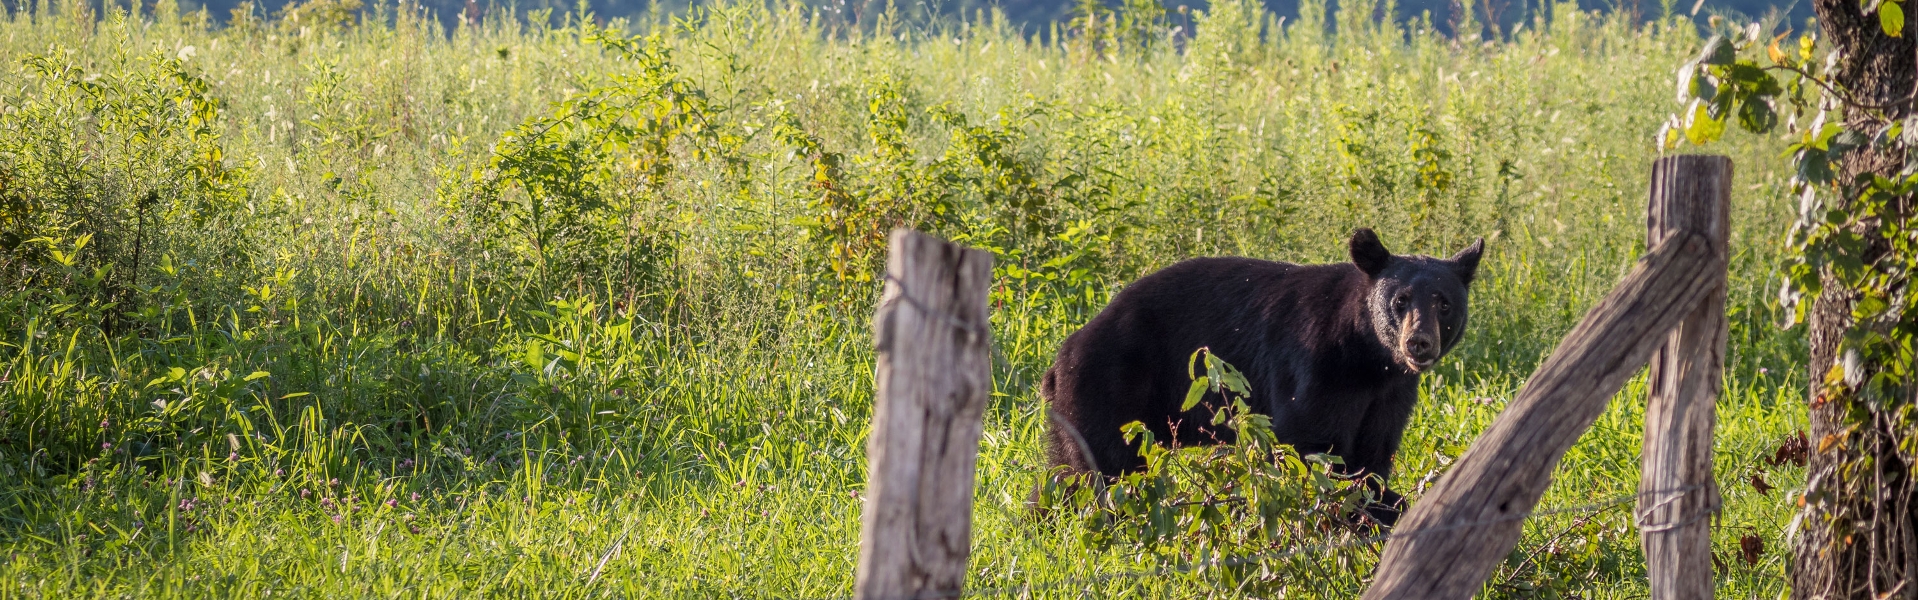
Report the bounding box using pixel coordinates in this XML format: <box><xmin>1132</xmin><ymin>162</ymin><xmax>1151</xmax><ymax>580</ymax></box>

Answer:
<box><xmin>1663</xmin><ymin>9</ymin><xmax>1915</xmax><ymax>597</ymax></box>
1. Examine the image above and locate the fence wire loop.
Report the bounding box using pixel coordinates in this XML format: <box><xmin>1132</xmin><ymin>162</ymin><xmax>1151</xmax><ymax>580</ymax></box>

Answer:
<box><xmin>879</xmin><ymin>273</ymin><xmax>990</xmax><ymax>342</ymax></box>
<box><xmin>1632</xmin><ymin>482</ymin><xmax>1721</xmax><ymax>533</ymax></box>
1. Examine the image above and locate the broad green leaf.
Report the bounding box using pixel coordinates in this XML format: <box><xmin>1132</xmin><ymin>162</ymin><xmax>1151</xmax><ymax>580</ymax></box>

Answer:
<box><xmin>1854</xmin><ymin>294</ymin><xmax>1889</xmax><ymax>319</ymax></box>
<box><xmin>1798</xmin><ymin>148</ymin><xmax>1835</xmax><ymax>184</ymax></box>
<box><xmin>1685</xmin><ymin>103</ymin><xmax>1727</xmax><ymax>144</ymax></box>
<box><xmin>1698</xmin><ymin>35</ymin><xmax>1735</xmax><ymax>65</ymax></box>
<box><xmin>1183</xmin><ymin>376</ymin><xmax>1210</xmax><ymax>411</ymax></box>
<box><xmin>1830</xmin><ymin>129</ymin><xmax>1870</xmax><ymax>158</ymax></box>
<box><xmin>1882</xmin><ymin>1</ymin><xmax>1905</xmax><ymax>37</ymax></box>
<box><xmin>522</xmin><ymin>341</ymin><xmax>545</xmax><ymax>372</ymax></box>
<box><xmin>243</xmin><ymin>371</ymin><xmax>270</xmax><ymax>381</ymax></box>
<box><xmin>1738</xmin><ymin>97</ymin><xmax>1778</xmax><ymax>133</ymax></box>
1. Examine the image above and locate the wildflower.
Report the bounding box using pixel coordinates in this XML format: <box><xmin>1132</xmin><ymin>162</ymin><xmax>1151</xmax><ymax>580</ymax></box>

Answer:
<box><xmin>227</xmin><ymin>452</ymin><xmax>238</xmax><ymax>462</ymax></box>
<box><xmin>385</xmin><ymin>498</ymin><xmax>397</xmax><ymax>509</ymax></box>
<box><xmin>274</xmin><ymin>469</ymin><xmax>284</xmax><ymax>477</ymax></box>
<box><xmin>102</xmin><ymin>442</ymin><xmax>112</xmax><ymax>450</ymax></box>
<box><xmin>409</xmin><ymin>492</ymin><xmax>420</xmax><ymax>502</ymax></box>
<box><xmin>329</xmin><ymin>478</ymin><xmax>339</xmax><ymax>487</ymax></box>
<box><xmin>300</xmin><ymin>488</ymin><xmax>311</xmax><ymax>499</ymax></box>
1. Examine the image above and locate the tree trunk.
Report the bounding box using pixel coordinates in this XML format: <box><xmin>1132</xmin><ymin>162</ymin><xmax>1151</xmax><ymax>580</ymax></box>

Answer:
<box><xmin>1791</xmin><ymin>1</ymin><xmax>1914</xmax><ymax>597</ymax></box>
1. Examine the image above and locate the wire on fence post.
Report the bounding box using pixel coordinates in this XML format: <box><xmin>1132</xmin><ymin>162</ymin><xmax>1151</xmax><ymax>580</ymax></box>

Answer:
<box><xmin>1639</xmin><ymin>154</ymin><xmax>1729</xmax><ymax>600</ymax></box>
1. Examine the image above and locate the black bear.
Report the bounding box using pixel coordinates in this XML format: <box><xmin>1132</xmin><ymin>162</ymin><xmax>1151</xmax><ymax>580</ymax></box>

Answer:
<box><xmin>1040</xmin><ymin>228</ymin><xmax>1482</xmax><ymax>526</ymax></box>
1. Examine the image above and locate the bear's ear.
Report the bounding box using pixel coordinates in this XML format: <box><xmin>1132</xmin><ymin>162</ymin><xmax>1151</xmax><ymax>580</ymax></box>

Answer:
<box><xmin>1348</xmin><ymin>228</ymin><xmax>1393</xmax><ymax>277</ymax></box>
<box><xmin>1449</xmin><ymin>237</ymin><xmax>1485</xmax><ymax>286</ymax></box>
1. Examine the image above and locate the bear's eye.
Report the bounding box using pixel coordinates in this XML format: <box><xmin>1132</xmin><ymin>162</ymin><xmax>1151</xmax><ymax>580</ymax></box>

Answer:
<box><xmin>1438</xmin><ymin>298</ymin><xmax>1452</xmax><ymax>314</ymax></box>
<box><xmin>1392</xmin><ymin>294</ymin><xmax>1408</xmax><ymax>312</ymax></box>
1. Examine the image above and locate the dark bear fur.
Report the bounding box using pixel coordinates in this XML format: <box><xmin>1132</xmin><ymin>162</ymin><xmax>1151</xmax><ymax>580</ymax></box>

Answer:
<box><xmin>1040</xmin><ymin>228</ymin><xmax>1483</xmax><ymax>526</ymax></box>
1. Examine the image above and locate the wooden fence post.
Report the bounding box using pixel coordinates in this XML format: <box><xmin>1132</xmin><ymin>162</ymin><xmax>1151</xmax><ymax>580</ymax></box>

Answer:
<box><xmin>1362</xmin><ymin>160</ymin><xmax>1733</xmax><ymax>599</ymax></box>
<box><xmin>854</xmin><ymin>229</ymin><xmax>994</xmax><ymax>600</ymax></box>
<box><xmin>1640</xmin><ymin>155</ymin><xmax>1730</xmax><ymax>600</ymax></box>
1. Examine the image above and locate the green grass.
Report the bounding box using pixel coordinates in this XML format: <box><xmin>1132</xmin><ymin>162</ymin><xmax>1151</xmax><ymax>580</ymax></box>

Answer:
<box><xmin>0</xmin><ymin>0</ymin><xmax>1810</xmax><ymax>596</ymax></box>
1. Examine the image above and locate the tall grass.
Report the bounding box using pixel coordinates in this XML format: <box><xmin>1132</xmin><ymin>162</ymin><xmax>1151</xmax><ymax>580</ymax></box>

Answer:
<box><xmin>0</xmin><ymin>0</ymin><xmax>1808</xmax><ymax>596</ymax></box>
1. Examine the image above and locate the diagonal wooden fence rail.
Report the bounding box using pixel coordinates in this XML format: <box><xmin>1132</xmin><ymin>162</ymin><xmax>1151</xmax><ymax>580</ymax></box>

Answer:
<box><xmin>853</xmin><ymin>155</ymin><xmax>1732</xmax><ymax>600</ymax></box>
<box><xmin>1363</xmin><ymin>154</ymin><xmax>1731</xmax><ymax>599</ymax></box>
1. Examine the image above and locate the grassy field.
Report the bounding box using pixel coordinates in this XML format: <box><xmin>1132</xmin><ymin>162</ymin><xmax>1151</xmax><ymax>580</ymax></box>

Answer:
<box><xmin>0</xmin><ymin>0</ymin><xmax>1813</xmax><ymax>596</ymax></box>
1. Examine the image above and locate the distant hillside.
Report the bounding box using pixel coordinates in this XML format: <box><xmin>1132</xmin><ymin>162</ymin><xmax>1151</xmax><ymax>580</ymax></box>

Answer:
<box><xmin>186</xmin><ymin>0</ymin><xmax>1813</xmax><ymax>37</ymax></box>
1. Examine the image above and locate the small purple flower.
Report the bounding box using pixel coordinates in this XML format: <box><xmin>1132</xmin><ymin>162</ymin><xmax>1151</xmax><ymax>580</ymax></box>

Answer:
<box><xmin>385</xmin><ymin>498</ymin><xmax>397</xmax><ymax>509</ymax></box>
<box><xmin>300</xmin><ymin>488</ymin><xmax>311</xmax><ymax>499</ymax></box>
<box><xmin>1760</xmin><ymin>368</ymin><xmax>1769</xmax><ymax>375</ymax></box>
<box><xmin>101</xmin><ymin>442</ymin><xmax>112</xmax><ymax>450</ymax></box>
<box><xmin>409</xmin><ymin>492</ymin><xmax>420</xmax><ymax>502</ymax></box>
<box><xmin>227</xmin><ymin>452</ymin><xmax>238</xmax><ymax>462</ymax></box>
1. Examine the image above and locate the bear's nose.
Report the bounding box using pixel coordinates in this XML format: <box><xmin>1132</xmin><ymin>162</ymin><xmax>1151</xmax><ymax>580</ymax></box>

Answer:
<box><xmin>1406</xmin><ymin>336</ymin><xmax>1435</xmax><ymax>358</ymax></box>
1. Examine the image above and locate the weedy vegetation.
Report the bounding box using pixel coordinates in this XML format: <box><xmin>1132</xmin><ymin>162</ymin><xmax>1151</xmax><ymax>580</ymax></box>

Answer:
<box><xmin>0</xmin><ymin>0</ymin><xmax>1816</xmax><ymax>595</ymax></box>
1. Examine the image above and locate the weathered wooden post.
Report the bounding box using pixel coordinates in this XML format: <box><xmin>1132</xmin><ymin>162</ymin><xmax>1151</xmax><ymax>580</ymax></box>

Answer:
<box><xmin>1362</xmin><ymin>157</ymin><xmax>1733</xmax><ymax>600</ymax></box>
<box><xmin>1639</xmin><ymin>155</ymin><xmax>1730</xmax><ymax>600</ymax></box>
<box><xmin>854</xmin><ymin>229</ymin><xmax>994</xmax><ymax>600</ymax></box>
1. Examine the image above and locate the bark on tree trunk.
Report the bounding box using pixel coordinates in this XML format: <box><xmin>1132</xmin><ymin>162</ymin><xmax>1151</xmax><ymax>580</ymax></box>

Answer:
<box><xmin>1790</xmin><ymin>0</ymin><xmax>1914</xmax><ymax>596</ymax></box>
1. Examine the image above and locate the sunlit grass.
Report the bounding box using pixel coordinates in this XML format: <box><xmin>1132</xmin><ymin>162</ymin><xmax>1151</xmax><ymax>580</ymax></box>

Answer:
<box><xmin>0</xmin><ymin>0</ymin><xmax>1809</xmax><ymax>596</ymax></box>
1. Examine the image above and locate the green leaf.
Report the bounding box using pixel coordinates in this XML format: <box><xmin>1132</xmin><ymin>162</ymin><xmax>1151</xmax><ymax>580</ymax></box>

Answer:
<box><xmin>1738</xmin><ymin>97</ymin><xmax>1778</xmax><ymax>133</ymax></box>
<box><xmin>1183</xmin><ymin>376</ymin><xmax>1210</xmax><ymax>411</ymax></box>
<box><xmin>1698</xmin><ymin>35</ymin><xmax>1736</xmax><ymax>65</ymax></box>
<box><xmin>1882</xmin><ymin>1</ymin><xmax>1905</xmax><ymax>37</ymax></box>
<box><xmin>243</xmin><ymin>371</ymin><xmax>270</xmax><ymax>382</ymax></box>
<box><xmin>1854</xmin><ymin>294</ymin><xmax>1890</xmax><ymax>320</ymax></box>
<box><xmin>1685</xmin><ymin>102</ymin><xmax>1727</xmax><ymax>144</ymax></box>
<box><xmin>1798</xmin><ymin>148</ymin><xmax>1835</xmax><ymax>184</ymax></box>
<box><xmin>522</xmin><ymin>341</ymin><xmax>545</xmax><ymax>372</ymax></box>
<box><xmin>1830</xmin><ymin>129</ymin><xmax>1870</xmax><ymax>158</ymax></box>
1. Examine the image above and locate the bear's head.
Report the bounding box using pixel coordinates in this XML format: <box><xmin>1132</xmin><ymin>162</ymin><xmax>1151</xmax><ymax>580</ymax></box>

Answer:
<box><xmin>1348</xmin><ymin>228</ymin><xmax>1483</xmax><ymax>373</ymax></box>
